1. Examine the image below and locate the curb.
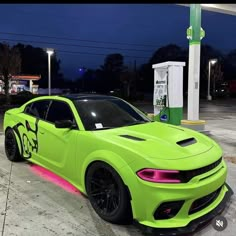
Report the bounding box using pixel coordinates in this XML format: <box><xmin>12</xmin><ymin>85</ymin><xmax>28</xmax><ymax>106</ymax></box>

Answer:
<box><xmin>181</xmin><ymin>120</ymin><xmax>206</xmax><ymax>125</ymax></box>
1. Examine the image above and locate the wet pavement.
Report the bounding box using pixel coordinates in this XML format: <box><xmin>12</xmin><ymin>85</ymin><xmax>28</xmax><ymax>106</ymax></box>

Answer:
<box><xmin>133</xmin><ymin>98</ymin><xmax>236</xmax><ymax>119</ymax></box>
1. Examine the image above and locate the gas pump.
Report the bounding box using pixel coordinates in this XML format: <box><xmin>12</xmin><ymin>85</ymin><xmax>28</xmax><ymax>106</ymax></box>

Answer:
<box><xmin>152</xmin><ymin>61</ymin><xmax>186</xmax><ymax>125</ymax></box>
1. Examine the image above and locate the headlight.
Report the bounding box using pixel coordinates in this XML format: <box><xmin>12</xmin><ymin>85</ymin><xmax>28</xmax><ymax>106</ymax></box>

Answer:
<box><xmin>137</xmin><ymin>168</ymin><xmax>181</xmax><ymax>183</ymax></box>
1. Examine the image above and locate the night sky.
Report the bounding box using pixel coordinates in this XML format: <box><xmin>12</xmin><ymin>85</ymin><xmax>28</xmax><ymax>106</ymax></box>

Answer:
<box><xmin>1</xmin><ymin>4</ymin><xmax>236</xmax><ymax>80</ymax></box>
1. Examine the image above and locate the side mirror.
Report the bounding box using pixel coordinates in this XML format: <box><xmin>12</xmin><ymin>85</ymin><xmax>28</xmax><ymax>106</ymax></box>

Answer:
<box><xmin>55</xmin><ymin>120</ymin><xmax>75</xmax><ymax>129</ymax></box>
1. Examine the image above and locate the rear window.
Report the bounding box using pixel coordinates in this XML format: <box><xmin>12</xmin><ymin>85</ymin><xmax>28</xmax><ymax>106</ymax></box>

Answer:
<box><xmin>24</xmin><ymin>100</ymin><xmax>51</xmax><ymax>119</ymax></box>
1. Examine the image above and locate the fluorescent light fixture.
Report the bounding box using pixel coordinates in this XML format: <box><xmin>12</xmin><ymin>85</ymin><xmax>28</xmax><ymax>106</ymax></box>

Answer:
<box><xmin>46</xmin><ymin>48</ymin><xmax>54</xmax><ymax>56</ymax></box>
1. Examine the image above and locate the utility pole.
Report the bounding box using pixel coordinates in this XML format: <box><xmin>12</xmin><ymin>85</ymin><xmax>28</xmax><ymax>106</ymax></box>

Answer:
<box><xmin>134</xmin><ymin>59</ymin><xmax>137</xmax><ymax>97</ymax></box>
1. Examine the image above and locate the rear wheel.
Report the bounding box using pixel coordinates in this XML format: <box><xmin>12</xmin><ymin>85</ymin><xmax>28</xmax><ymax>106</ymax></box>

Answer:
<box><xmin>5</xmin><ymin>128</ymin><xmax>22</xmax><ymax>162</ymax></box>
<box><xmin>85</xmin><ymin>162</ymin><xmax>132</xmax><ymax>224</ymax></box>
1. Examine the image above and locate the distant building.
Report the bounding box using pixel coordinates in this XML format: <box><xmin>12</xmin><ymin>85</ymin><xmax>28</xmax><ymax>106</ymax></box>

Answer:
<box><xmin>0</xmin><ymin>75</ymin><xmax>41</xmax><ymax>94</ymax></box>
<box><xmin>38</xmin><ymin>88</ymin><xmax>63</xmax><ymax>95</ymax></box>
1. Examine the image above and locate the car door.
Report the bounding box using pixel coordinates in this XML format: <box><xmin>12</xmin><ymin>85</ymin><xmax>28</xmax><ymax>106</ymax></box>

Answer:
<box><xmin>36</xmin><ymin>99</ymin><xmax>78</xmax><ymax>179</ymax></box>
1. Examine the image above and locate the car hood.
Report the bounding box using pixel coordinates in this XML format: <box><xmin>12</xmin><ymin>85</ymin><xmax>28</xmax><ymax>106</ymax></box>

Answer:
<box><xmin>92</xmin><ymin>122</ymin><xmax>215</xmax><ymax>160</ymax></box>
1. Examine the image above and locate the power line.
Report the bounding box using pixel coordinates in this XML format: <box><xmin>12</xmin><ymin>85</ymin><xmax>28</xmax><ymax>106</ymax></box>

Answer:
<box><xmin>0</xmin><ymin>31</ymin><xmax>158</xmax><ymax>48</ymax></box>
<box><xmin>57</xmin><ymin>50</ymin><xmax>149</xmax><ymax>59</ymax></box>
<box><xmin>0</xmin><ymin>37</ymin><xmax>152</xmax><ymax>53</ymax></box>
<box><xmin>0</xmin><ymin>38</ymin><xmax>149</xmax><ymax>59</ymax></box>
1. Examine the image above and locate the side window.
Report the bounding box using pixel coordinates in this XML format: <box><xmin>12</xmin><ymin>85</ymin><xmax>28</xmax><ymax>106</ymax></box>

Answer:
<box><xmin>46</xmin><ymin>100</ymin><xmax>74</xmax><ymax>124</ymax></box>
<box><xmin>24</xmin><ymin>103</ymin><xmax>33</xmax><ymax>115</ymax></box>
<box><xmin>24</xmin><ymin>100</ymin><xmax>51</xmax><ymax>120</ymax></box>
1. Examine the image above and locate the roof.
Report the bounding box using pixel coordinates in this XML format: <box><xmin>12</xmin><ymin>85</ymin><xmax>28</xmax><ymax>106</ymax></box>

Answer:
<box><xmin>152</xmin><ymin>61</ymin><xmax>186</xmax><ymax>69</ymax></box>
<box><xmin>178</xmin><ymin>4</ymin><xmax>236</xmax><ymax>16</ymax></box>
<box><xmin>11</xmin><ymin>75</ymin><xmax>41</xmax><ymax>81</ymax></box>
<box><xmin>61</xmin><ymin>93</ymin><xmax>118</xmax><ymax>101</ymax></box>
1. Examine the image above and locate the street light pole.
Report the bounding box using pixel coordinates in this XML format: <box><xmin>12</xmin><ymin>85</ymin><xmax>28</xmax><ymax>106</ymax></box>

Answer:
<box><xmin>46</xmin><ymin>48</ymin><xmax>54</xmax><ymax>96</ymax></box>
<box><xmin>207</xmin><ymin>60</ymin><xmax>212</xmax><ymax>101</ymax></box>
<box><xmin>207</xmin><ymin>58</ymin><xmax>217</xmax><ymax>101</ymax></box>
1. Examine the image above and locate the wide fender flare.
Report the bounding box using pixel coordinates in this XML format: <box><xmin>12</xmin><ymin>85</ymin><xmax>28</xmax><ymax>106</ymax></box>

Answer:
<box><xmin>5</xmin><ymin>122</ymin><xmax>23</xmax><ymax>156</ymax></box>
<box><xmin>81</xmin><ymin>149</ymin><xmax>136</xmax><ymax>194</ymax></box>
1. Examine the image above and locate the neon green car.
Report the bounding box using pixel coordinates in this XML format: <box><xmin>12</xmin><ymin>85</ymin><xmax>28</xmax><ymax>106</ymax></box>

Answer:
<box><xmin>3</xmin><ymin>94</ymin><xmax>233</xmax><ymax>234</ymax></box>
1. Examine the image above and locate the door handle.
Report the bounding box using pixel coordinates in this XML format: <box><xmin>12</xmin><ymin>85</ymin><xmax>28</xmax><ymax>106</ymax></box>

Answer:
<box><xmin>39</xmin><ymin>131</ymin><xmax>45</xmax><ymax>134</ymax></box>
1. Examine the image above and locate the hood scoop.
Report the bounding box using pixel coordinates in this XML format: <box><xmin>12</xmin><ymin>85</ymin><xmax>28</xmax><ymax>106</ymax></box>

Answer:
<box><xmin>177</xmin><ymin>138</ymin><xmax>196</xmax><ymax>147</ymax></box>
<box><xmin>119</xmin><ymin>135</ymin><xmax>146</xmax><ymax>141</ymax></box>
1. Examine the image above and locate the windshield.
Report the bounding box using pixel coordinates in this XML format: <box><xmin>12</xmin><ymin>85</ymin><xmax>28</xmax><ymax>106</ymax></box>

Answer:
<box><xmin>73</xmin><ymin>97</ymin><xmax>151</xmax><ymax>131</ymax></box>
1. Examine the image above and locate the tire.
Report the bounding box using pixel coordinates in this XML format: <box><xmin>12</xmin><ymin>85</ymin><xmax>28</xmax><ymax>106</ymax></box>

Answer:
<box><xmin>85</xmin><ymin>162</ymin><xmax>132</xmax><ymax>224</ymax></box>
<box><xmin>5</xmin><ymin>128</ymin><xmax>22</xmax><ymax>162</ymax></box>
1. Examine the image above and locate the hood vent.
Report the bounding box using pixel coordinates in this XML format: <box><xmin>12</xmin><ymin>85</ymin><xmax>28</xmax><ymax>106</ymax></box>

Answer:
<box><xmin>119</xmin><ymin>135</ymin><xmax>145</xmax><ymax>141</ymax></box>
<box><xmin>177</xmin><ymin>138</ymin><xmax>196</xmax><ymax>147</ymax></box>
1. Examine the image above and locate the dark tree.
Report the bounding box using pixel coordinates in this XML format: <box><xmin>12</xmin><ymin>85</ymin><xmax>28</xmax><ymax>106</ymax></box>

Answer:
<box><xmin>138</xmin><ymin>44</ymin><xmax>188</xmax><ymax>92</ymax></box>
<box><xmin>224</xmin><ymin>49</ymin><xmax>236</xmax><ymax>81</ymax></box>
<box><xmin>120</xmin><ymin>70</ymin><xmax>136</xmax><ymax>99</ymax></box>
<box><xmin>100</xmin><ymin>53</ymin><xmax>127</xmax><ymax>92</ymax></box>
<box><xmin>0</xmin><ymin>43</ymin><xmax>21</xmax><ymax>103</ymax></box>
<box><xmin>200</xmin><ymin>44</ymin><xmax>224</xmax><ymax>96</ymax></box>
<box><xmin>149</xmin><ymin>44</ymin><xmax>187</xmax><ymax>65</ymax></box>
<box><xmin>138</xmin><ymin>44</ymin><xmax>225</xmax><ymax>97</ymax></box>
<box><xmin>75</xmin><ymin>68</ymin><xmax>97</xmax><ymax>92</ymax></box>
<box><xmin>15</xmin><ymin>43</ymin><xmax>64</xmax><ymax>88</ymax></box>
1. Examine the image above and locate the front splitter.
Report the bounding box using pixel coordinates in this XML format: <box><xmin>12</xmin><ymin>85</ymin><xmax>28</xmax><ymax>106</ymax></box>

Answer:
<box><xmin>136</xmin><ymin>183</ymin><xmax>233</xmax><ymax>236</ymax></box>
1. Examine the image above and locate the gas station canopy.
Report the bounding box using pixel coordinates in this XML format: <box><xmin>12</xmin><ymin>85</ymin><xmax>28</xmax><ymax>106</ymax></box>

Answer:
<box><xmin>174</xmin><ymin>3</ymin><xmax>236</xmax><ymax>129</ymax></box>
<box><xmin>179</xmin><ymin>4</ymin><xmax>236</xmax><ymax>16</ymax></box>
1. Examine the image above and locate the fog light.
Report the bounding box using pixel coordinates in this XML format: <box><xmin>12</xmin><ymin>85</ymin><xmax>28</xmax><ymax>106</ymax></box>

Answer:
<box><xmin>154</xmin><ymin>201</ymin><xmax>185</xmax><ymax>220</ymax></box>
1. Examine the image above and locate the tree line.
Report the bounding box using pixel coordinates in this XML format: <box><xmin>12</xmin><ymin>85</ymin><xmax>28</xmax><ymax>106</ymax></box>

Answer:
<box><xmin>1</xmin><ymin>42</ymin><xmax>236</xmax><ymax>101</ymax></box>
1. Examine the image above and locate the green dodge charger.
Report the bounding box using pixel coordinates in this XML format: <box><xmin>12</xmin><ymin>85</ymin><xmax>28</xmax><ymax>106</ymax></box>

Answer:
<box><xmin>3</xmin><ymin>94</ymin><xmax>233</xmax><ymax>234</ymax></box>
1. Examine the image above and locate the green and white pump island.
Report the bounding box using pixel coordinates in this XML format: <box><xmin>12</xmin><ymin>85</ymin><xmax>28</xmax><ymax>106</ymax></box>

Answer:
<box><xmin>152</xmin><ymin>61</ymin><xmax>185</xmax><ymax>125</ymax></box>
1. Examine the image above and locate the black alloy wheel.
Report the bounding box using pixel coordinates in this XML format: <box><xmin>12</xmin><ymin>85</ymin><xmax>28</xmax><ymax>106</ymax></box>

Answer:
<box><xmin>86</xmin><ymin>162</ymin><xmax>132</xmax><ymax>224</ymax></box>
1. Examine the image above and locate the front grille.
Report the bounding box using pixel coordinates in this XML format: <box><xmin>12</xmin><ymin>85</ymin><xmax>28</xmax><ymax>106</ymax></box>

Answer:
<box><xmin>179</xmin><ymin>157</ymin><xmax>222</xmax><ymax>183</ymax></box>
<box><xmin>189</xmin><ymin>186</ymin><xmax>222</xmax><ymax>215</ymax></box>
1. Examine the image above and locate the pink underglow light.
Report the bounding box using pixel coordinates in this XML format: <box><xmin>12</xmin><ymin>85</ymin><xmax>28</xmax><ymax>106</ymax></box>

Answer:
<box><xmin>137</xmin><ymin>168</ymin><xmax>181</xmax><ymax>183</ymax></box>
<box><xmin>29</xmin><ymin>164</ymin><xmax>81</xmax><ymax>195</ymax></box>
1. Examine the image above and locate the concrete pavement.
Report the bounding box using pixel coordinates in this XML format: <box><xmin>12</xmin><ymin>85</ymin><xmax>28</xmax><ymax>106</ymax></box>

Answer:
<box><xmin>0</xmin><ymin>122</ymin><xmax>236</xmax><ymax>236</ymax></box>
<box><xmin>0</xmin><ymin>99</ymin><xmax>236</xmax><ymax>236</ymax></box>
<box><xmin>0</xmin><ymin>135</ymin><xmax>142</xmax><ymax>236</ymax></box>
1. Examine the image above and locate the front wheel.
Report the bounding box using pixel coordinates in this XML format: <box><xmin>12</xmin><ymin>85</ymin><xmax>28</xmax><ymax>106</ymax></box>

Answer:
<box><xmin>85</xmin><ymin>162</ymin><xmax>132</xmax><ymax>224</ymax></box>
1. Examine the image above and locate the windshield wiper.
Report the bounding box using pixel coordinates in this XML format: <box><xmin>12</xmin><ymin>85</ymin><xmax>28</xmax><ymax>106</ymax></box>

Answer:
<box><xmin>126</xmin><ymin>120</ymin><xmax>149</xmax><ymax>126</ymax></box>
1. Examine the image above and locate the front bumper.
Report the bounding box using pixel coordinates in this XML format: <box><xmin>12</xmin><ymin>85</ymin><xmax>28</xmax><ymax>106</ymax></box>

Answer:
<box><xmin>138</xmin><ymin>183</ymin><xmax>233</xmax><ymax>235</ymax></box>
<box><xmin>122</xmin><ymin>158</ymin><xmax>232</xmax><ymax>230</ymax></box>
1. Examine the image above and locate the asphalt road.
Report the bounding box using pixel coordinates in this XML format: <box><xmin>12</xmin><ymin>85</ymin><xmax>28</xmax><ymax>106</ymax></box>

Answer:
<box><xmin>132</xmin><ymin>98</ymin><xmax>236</xmax><ymax>120</ymax></box>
